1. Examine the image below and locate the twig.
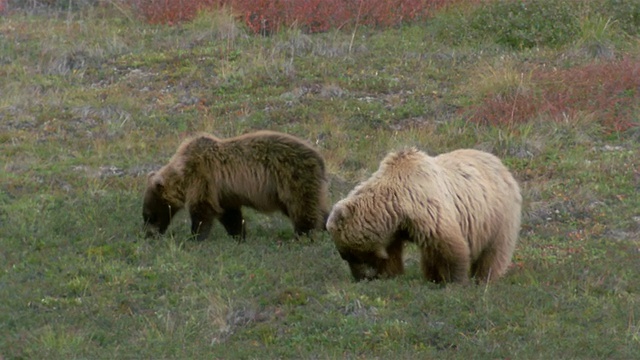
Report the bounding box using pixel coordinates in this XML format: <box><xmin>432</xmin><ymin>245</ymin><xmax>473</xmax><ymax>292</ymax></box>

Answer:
<box><xmin>349</xmin><ymin>0</ymin><xmax>364</xmax><ymax>55</ymax></box>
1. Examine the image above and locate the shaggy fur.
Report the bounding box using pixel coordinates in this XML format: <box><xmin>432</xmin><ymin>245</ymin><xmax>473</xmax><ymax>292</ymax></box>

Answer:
<box><xmin>327</xmin><ymin>148</ymin><xmax>522</xmax><ymax>284</ymax></box>
<box><xmin>143</xmin><ymin>130</ymin><xmax>330</xmax><ymax>241</ymax></box>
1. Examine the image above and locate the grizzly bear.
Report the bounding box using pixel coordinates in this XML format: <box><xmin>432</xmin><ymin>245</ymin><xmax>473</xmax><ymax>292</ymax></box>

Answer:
<box><xmin>143</xmin><ymin>130</ymin><xmax>330</xmax><ymax>241</ymax></box>
<box><xmin>326</xmin><ymin>148</ymin><xmax>522</xmax><ymax>284</ymax></box>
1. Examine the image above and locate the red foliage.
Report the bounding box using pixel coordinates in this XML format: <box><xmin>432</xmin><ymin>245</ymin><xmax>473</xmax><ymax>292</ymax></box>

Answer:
<box><xmin>131</xmin><ymin>0</ymin><xmax>462</xmax><ymax>31</ymax></box>
<box><xmin>132</xmin><ymin>0</ymin><xmax>223</xmax><ymax>25</ymax></box>
<box><xmin>470</xmin><ymin>58</ymin><xmax>640</xmax><ymax>132</ymax></box>
<box><xmin>232</xmin><ymin>0</ymin><xmax>455</xmax><ymax>34</ymax></box>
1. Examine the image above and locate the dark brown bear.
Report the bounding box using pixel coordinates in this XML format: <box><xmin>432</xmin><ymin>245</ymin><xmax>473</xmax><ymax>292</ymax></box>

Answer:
<box><xmin>143</xmin><ymin>130</ymin><xmax>330</xmax><ymax>241</ymax></box>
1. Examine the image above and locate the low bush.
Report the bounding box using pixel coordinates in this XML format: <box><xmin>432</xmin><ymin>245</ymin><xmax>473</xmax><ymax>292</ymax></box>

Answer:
<box><xmin>470</xmin><ymin>57</ymin><xmax>640</xmax><ymax>131</ymax></box>
<box><xmin>131</xmin><ymin>0</ymin><xmax>223</xmax><ymax>25</ymax></box>
<box><xmin>131</xmin><ymin>0</ymin><xmax>461</xmax><ymax>33</ymax></box>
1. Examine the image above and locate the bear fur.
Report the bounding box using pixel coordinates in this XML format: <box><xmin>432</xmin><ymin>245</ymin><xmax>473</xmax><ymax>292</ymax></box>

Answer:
<box><xmin>143</xmin><ymin>130</ymin><xmax>330</xmax><ymax>241</ymax></box>
<box><xmin>326</xmin><ymin>148</ymin><xmax>522</xmax><ymax>284</ymax></box>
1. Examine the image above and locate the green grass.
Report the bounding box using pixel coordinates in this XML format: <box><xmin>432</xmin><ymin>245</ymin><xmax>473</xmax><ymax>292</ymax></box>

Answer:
<box><xmin>1</xmin><ymin>2</ymin><xmax>640</xmax><ymax>359</ymax></box>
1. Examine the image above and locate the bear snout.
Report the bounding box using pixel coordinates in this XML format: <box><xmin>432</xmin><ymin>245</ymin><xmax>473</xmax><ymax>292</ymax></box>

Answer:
<box><xmin>348</xmin><ymin>262</ymin><xmax>380</xmax><ymax>281</ymax></box>
<box><xmin>143</xmin><ymin>223</ymin><xmax>161</xmax><ymax>238</ymax></box>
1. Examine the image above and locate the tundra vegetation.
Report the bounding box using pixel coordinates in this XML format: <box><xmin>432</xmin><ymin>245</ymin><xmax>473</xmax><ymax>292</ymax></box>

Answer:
<box><xmin>1</xmin><ymin>0</ymin><xmax>639</xmax><ymax>358</ymax></box>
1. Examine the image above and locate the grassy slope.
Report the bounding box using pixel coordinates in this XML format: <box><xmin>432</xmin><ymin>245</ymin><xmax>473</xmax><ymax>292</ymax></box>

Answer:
<box><xmin>1</xmin><ymin>3</ymin><xmax>639</xmax><ymax>359</ymax></box>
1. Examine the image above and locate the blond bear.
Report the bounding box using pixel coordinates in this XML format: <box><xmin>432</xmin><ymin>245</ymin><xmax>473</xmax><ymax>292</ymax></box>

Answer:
<box><xmin>327</xmin><ymin>148</ymin><xmax>521</xmax><ymax>284</ymax></box>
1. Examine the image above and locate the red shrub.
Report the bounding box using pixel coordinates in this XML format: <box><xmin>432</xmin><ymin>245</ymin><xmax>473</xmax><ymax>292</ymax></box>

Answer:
<box><xmin>231</xmin><ymin>0</ymin><xmax>458</xmax><ymax>34</ymax></box>
<box><xmin>132</xmin><ymin>0</ymin><xmax>223</xmax><ymax>24</ymax></box>
<box><xmin>470</xmin><ymin>58</ymin><xmax>640</xmax><ymax>132</ymax></box>
<box><xmin>131</xmin><ymin>0</ymin><xmax>464</xmax><ymax>31</ymax></box>
<box><xmin>471</xmin><ymin>92</ymin><xmax>542</xmax><ymax>127</ymax></box>
<box><xmin>357</xmin><ymin>0</ymin><xmax>442</xmax><ymax>27</ymax></box>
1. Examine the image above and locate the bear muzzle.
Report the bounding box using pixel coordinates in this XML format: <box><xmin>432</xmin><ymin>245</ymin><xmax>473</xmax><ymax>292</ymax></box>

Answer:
<box><xmin>348</xmin><ymin>262</ymin><xmax>381</xmax><ymax>281</ymax></box>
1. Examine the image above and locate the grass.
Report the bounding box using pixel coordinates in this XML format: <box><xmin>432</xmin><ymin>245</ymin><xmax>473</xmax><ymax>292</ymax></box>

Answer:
<box><xmin>1</xmin><ymin>1</ymin><xmax>640</xmax><ymax>358</ymax></box>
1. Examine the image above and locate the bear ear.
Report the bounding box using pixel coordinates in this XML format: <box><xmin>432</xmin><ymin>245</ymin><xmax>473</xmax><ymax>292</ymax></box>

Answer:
<box><xmin>375</xmin><ymin>247</ymin><xmax>389</xmax><ymax>260</ymax></box>
<box><xmin>333</xmin><ymin>202</ymin><xmax>351</xmax><ymax>220</ymax></box>
<box><xmin>148</xmin><ymin>172</ymin><xmax>164</xmax><ymax>190</ymax></box>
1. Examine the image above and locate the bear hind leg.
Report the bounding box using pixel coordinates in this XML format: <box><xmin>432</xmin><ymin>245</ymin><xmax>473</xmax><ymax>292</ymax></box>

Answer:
<box><xmin>419</xmin><ymin>234</ymin><xmax>471</xmax><ymax>284</ymax></box>
<box><xmin>286</xmin><ymin>202</ymin><xmax>321</xmax><ymax>237</ymax></box>
<box><xmin>219</xmin><ymin>208</ymin><xmax>247</xmax><ymax>241</ymax></box>
<box><xmin>472</xmin><ymin>241</ymin><xmax>514</xmax><ymax>283</ymax></box>
<box><xmin>280</xmin><ymin>187</ymin><xmax>325</xmax><ymax>237</ymax></box>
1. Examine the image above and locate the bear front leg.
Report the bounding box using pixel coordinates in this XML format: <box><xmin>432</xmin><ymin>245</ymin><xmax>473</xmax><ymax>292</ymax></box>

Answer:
<box><xmin>438</xmin><ymin>236</ymin><xmax>471</xmax><ymax>284</ymax></box>
<box><xmin>293</xmin><ymin>220</ymin><xmax>315</xmax><ymax>238</ymax></box>
<box><xmin>291</xmin><ymin>209</ymin><xmax>323</xmax><ymax>238</ymax></box>
<box><xmin>379</xmin><ymin>233</ymin><xmax>406</xmax><ymax>277</ymax></box>
<box><xmin>189</xmin><ymin>201</ymin><xmax>216</xmax><ymax>241</ymax></box>
<box><xmin>219</xmin><ymin>208</ymin><xmax>246</xmax><ymax>241</ymax></box>
<box><xmin>420</xmin><ymin>231</ymin><xmax>471</xmax><ymax>284</ymax></box>
<box><xmin>420</xmin><ymin>259</ymin><xmax>442</xmax><ymax>283</ymax></box>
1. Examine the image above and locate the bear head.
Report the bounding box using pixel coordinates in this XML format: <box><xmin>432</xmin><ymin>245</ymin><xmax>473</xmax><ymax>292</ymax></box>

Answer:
<box><xmin>327</xmin><ymin>200</ymin><xmax>393</xmax><ymax>281</ymax></box>
<box><xmin>337</xmin><ymin>246</ymin><xmax>392</xmax><ymax>281</ymax></box>
<box><xmin>142</xmin><ymin>171</ymin><xmax>183</xmax><ymax>237</ymax></box>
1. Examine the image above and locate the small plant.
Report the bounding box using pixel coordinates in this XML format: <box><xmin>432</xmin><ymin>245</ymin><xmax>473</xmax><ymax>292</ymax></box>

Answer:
<box><xmin>469</xmin><ymin>58</ymin><xmax>534</xmax><ymax>101</ymax></box>
<box><xmin>578</xmin><ymin>15</ymin><xmax>615</xmax><ymax>44</ymax></box>
<box><xmin>576</xmin><ymin>15</ymin><xmax>617</xmax><ymax>58</ymax></box>
<box><xmin>461</xmin><ymin>57</ymin><xmax>537</xmax><ymax>126</ymax></box>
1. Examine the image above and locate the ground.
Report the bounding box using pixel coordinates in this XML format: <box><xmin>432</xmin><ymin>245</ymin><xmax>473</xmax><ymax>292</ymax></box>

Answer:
<box><xmin>0</xmin><ymin>2</ymin><xmax>639</xmax><ymax>358</ymax></box>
